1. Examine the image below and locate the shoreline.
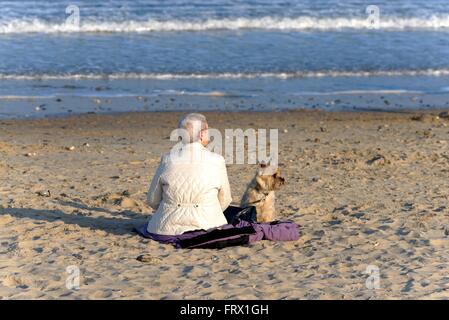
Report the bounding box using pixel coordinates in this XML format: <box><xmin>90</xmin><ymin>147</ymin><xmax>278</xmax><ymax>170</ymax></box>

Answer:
<box><xmin>1</xmin><ymin>75</ymin><xmax>449</xmax><ymax>119</ymax></box>
<box><xmin>1</xmin><ymin>106</ymin><xmax>449</xmax><ymax>123</ymax></box>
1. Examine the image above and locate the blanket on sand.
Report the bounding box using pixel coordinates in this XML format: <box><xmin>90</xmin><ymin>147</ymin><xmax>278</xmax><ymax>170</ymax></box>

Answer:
<box><xmin>134</xmin><ymin>206</ymin><xmax>300</xmax><ymax>249</ymax></box>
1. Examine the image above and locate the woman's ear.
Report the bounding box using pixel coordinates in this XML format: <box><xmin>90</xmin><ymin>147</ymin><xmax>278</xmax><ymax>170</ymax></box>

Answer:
<box><xmin>199</xmin><ymin>128</ymin><xmax>209</xmax><ymax>145</ymax></box>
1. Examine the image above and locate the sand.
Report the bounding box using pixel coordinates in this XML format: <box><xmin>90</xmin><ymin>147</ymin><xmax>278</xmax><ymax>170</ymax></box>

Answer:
<box><xmin>1</xmin><ymin>109</ymin><xmax>449</xmax><ymax>299</ymax></box>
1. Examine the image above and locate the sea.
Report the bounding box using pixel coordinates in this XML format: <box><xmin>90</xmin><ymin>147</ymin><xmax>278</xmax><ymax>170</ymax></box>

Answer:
<box><xmin>1</xmin><ymin>0</ymin><xmax>449</xmax><ymax>118</ymax></box>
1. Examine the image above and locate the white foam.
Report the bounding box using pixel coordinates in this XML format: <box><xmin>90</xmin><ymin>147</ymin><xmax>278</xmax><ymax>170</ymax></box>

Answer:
<box><xmin>1</xmin><ymin>69</ymin><xmax>449</xmax><ymax>81</ymax></box>
<box><xmin>2</xmin><ymin>16</ymin><xmax>449</xmax><ymax>34</ymax></box>
<box><xmin>0</xmin><ymin>95</ymin><xmax>56</xmax><ymax>99</ymax></box>
<box><xmin>293</xmin><ymin>89</ymin><xmax>423</xmax><ymax>96</ymax></box>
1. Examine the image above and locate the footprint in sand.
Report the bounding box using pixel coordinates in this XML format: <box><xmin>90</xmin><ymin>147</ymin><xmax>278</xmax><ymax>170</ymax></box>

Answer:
<box><xmin>93</xmin><ymin>191</ymin><xmax>141</xmax><ymax>209</ymax></box>
<box><xmin>3</xmin><ymin>274</ymin><xmax>31</xmax><ymax>289</ymax></box>
<box><xmin>92</xmin><ymin>290</ymin><xmax>113</xmax><ymax>299</ymax></box>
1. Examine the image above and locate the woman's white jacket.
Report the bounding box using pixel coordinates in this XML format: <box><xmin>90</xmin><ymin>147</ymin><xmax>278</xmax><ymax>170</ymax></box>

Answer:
<box><xmin>146</xmin><ymin>142</ymin><xmax>232</xmax><ymax>235</ymax></box>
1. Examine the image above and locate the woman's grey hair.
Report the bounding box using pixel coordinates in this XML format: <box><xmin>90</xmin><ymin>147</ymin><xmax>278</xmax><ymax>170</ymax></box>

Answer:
<box><xmin>178</xmin><ymin>113</ymin><xmax>208</xmax><ymax>143</ymax></box>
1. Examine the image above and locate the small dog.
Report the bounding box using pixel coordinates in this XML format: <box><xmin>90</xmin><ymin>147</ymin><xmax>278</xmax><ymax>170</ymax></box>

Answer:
<box><xmin>240</xmin><ymin>161</ymin><xmax>285</xmax><ymax>223</ymax></box>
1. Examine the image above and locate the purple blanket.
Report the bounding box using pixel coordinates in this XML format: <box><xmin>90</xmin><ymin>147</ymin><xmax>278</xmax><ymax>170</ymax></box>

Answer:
<box><xmin>134</xmin><ymin>219</ymin><xmax>300</xmax><ymax>249</ymax></box>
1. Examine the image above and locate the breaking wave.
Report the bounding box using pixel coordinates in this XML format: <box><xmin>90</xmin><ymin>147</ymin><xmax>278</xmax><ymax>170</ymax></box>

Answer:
<box><xmin>1</xmin><ymin>69</ymin><xmax>449</xmax><ymax>80</ymax></box>
<box><xmin>2</xmin><ymin>16</ymin><xmax>449</xmax><ymax>34</ymax></box>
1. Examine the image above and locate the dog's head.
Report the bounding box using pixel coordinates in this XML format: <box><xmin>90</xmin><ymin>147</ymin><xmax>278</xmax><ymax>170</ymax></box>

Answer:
<box><xmin>255</xmin><ymin>161</ymin><xmax>285</xmax><ymax>192</ymax></box>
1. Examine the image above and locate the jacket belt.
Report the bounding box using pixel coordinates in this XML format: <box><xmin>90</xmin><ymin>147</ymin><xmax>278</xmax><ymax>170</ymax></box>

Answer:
<box><xmin>163</xmin><ymin>201</ymin><xmax>201</xmax><ymax>208</ymax></box>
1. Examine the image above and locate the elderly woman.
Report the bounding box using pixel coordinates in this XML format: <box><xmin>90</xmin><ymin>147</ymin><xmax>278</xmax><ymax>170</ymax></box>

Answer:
<box><xmin>145</xmin><ymin>113</ymin><xmax>232</xmax><ymax>235</ymax></box>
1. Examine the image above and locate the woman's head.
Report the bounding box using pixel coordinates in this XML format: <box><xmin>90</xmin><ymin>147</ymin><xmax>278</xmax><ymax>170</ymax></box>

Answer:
<box><xmin>178</xmin><ymin>113</ymin><xmax>209</xmax><ymax>146</ymax></box>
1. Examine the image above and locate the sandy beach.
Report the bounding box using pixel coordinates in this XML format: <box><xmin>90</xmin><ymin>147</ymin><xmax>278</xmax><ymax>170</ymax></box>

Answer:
<box><xmin>1</xmin><ymin>109</ymin><xmax>449</xmax><ymax>299</ymax></box>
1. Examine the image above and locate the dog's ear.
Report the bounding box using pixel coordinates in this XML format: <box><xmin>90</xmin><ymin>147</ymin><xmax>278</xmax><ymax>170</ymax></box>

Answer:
<box><xmin>259</xmin><ymin>157</ymin><xmax>272</xmax><ymax>168</ymax></box>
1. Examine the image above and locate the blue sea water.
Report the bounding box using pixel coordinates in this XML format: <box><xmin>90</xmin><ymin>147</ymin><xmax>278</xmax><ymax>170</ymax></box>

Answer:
<box><xmin>0</xmin><ymin>0</ymin><xmax>449</xmax><ymax>117</ymax></box>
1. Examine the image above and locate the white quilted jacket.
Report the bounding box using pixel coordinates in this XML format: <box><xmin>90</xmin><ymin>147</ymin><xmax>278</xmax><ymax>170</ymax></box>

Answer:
<box><xmin>146</xmin><ymin>142</ymin><xmax>232</xmax><ymax>235</ymax></box>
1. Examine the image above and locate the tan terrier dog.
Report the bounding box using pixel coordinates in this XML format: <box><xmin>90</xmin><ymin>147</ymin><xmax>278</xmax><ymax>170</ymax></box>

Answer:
<box><xmin>240</xmin><ymin>161</ymin><xmax>285</xmax><ymax>223</ymax></box>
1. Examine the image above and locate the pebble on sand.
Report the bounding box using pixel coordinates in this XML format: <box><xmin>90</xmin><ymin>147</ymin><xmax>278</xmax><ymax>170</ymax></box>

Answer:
<box><xmin>25</xmin><ymin>152</ymin><xmax>37</xmax><ymax>157</ymax></box>
<box><xmin>36</xmin><ymin>190</ymin><xmax>51</xmax><ymax>197</ymax></box>
<box><xmin>438</xmin><ymin>111</ymin><xmax>449</xmax><ymax>119</ymax></box>
<box><xmin>366</xmin><ymin>154</ymin><xmax>388</xmax><ymax>166</ymax></box>
<box><xmin>136</xmin><ymin>254</ymin><xmax>162</xmax><ymax>264</ymax></box>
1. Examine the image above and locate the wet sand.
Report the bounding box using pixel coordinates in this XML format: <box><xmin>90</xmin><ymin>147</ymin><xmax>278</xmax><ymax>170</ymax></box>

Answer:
<box><xmin>1</xmin><ymin>109</ymin><xmax>449</xmax><ymax>299</ymax></box>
